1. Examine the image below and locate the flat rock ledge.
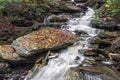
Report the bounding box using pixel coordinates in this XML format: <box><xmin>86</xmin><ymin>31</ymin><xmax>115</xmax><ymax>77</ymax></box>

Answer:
<box><xmin>12</xmin><ymin>27</ymin><xmax>78</xmax><ymax>57</ymax></box>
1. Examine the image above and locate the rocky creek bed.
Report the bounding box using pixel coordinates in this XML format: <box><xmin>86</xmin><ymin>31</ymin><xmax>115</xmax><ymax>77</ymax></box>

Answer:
<box><xmin>0</xmin><ymin>0</ymin><xmax>120</xmax><ymax>80</ymax></box>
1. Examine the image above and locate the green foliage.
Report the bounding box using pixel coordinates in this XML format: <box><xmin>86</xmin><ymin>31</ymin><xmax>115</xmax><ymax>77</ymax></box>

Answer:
<box><xmin>117</xmin><ymin>24</ymin><xmax>120</xmax><ymax>27</ymax></box>
<box><xmin>96</xmin><ymin>0</ymin><xmax>120</xmax><ymax>18</ymax></box>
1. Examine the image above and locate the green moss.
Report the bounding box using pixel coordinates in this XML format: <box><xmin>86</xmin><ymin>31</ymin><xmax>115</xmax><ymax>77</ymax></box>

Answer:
<box><xmin>96</xmin><ymin>0</ymin><xmax>120</xmax><ymax>17</ymax></box>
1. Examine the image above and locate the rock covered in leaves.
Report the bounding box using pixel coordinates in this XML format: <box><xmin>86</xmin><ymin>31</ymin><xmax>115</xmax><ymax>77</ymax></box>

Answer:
<box><xmin>0</xmin><ymin>45</ymin><xmax>24</xmax><ymax>62</ymax></box>
<box><xmin>0</xmin><ymin>62</ymin><xmax>10</xmax><ymax>73</ymax></box>
<box><xmin>12</xmin><ymin>27</ymin><xmax>78</xmax><ymax>57</ymax></box>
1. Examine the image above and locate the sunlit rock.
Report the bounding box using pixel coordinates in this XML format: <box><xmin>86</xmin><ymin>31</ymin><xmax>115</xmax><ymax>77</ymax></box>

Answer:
<box><xmin>12</xmin><ymin>27</ymin><xmax>78</xmax><ymax>57</ymax></box>
<box><xmin>0</xmin><ymin>45</ymin><xmax>24</xmax><ymax>62</ymax></box>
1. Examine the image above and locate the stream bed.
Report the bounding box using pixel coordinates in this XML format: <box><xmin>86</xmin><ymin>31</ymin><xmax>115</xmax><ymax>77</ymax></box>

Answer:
<box><xmin>25</xmin><ymin>7</ymin><xmax>100</xmax><ymax>80</ymax></box>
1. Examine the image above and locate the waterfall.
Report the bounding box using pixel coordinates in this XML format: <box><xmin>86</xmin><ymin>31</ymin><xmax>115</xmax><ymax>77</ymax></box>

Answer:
<box><xmin>43</xmin><ymin>15</ymin><xmax>56</xmax><ymax>25</ymax></box>
<box><xmin>25</xmin><ymin>7</ymin><xmax>100</xmax><ymax>80</ymax></box>
<box><xmin>71</xmin><ymin>0</ymin><xmax>74</xmax><ymax>2</ymax></box>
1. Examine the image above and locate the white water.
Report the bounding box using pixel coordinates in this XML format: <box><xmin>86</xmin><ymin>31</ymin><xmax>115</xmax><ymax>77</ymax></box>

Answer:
<box><xmin>44</xmin><ymin>15</ymin><xmax>56</xmax><ymax>25</ymax></box>
<box><xmin>25</xmin><ymin>8</ymin><xmax>100</xmax><ymax>80</ymax></box>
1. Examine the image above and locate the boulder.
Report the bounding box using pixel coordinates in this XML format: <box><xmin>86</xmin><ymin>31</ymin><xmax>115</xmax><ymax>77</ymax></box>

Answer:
<box><xmin>0</xmin><ymin>45</ymin><xmax>25</xmax><ymax>62</ymax></box>
<box><xmin>0</xmin><ymin>62</ymin><xmax>11</xmax><ymax>74</ymax></box>
<box><xmin>65</xmin><ymin>66</ymin><xmax>120</xmax><ymax>80</ymax></box>
<box><xmin>12</xmin><ymin>27</ymin><xmax>78</xmax><ymax>57</ymax></box>
<box><xmin>91</xmin><ymin>31</ymin><xmax>120</xmax><ymax>51</ymax></box>
<box><xmin>49</xmin><ymin>14</ymin><xmax>69</xmax><ymax>23</ymax></box>
<box><xmin>98</xmin><ymin>31</ymin><xmax>116</xmax><ymax>39</ymax></box>
<box><xmin>75</xmin><ymin>30</ymin><xmax>89</xmax><ymax>37</ymax></box>
<box><xmin>74</xmin><ymin>0</ymin><xmax>88</xmax><ymax>3</ymax></box>
<box><xmin>59</xmin><ymin>1</ymin><xmax>87</xmax><ymax>13</ymax></box>
<box><xmin>92</xmin><ymin>19</ymin><xmax>118</xmax><ymax>31</ymax></box>
<box><xmin>0</xmin><ymin>17</ymin><xmax>33</xmax><ymax>45</ymax></box>
<box><xmin>85</xmin><ymin>0</ymin><xmax>105</xmax><ymax>9</ymax></box>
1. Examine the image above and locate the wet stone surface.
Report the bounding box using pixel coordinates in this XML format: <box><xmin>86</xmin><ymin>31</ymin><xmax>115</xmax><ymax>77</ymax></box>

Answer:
<box><xmin>12</xmin><ymin>27</ymin><xmax>79</xmax><ymax>57</ymax></box>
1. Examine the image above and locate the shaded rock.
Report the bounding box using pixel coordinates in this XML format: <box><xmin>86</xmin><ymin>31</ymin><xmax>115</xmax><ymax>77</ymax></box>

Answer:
<box><xmin>114</xmin><ymin>48</ymin><xmax>120</xmax><ymax>54</ymax></box>
<box><xmin>98</xmin><ymin>31</ymin><xmax>116</xmax><ymax>39</ymax></box>
<box><xmin>81</xmin><ymin>49</ymin><xmax>107</xmax><ymax>62</ymax></box>
<box><xmin>85</xmin><ymin>0</ymin><xmax>105</xmax><ymax>9</ymax></box>
<box><xmin>84</xmin><ymin>49</ymin><xmax>98</xmax><ymax>56</ymax></box>
<box><xmin>59</xmin><ymin>1</ymin><xmax>87</xmax><ymax>13</ymax></box>
<box><xmin>92</xmin><ymin>19</ymin><xmax>118</xmax><ymax>31</ymax></box>
<box><xmin>90</xmin><ymin>36</ymin><xmax>100</xmax><ymax>49</ymax></box>
<box><xmin>0</xmin><ymin>45</ymin><xmax>25</xmax><ymax>62</ymax></box>
<box><xmin>74</xmin><ymin>0</ymin><xmax>88</xmax><ymax>3</ymax></box>
<box><xmin>49</xmin><ymin>14</ymin><xmax>69</xmax><ymax>23</ymax></box>
<box><xmin>91</xmin><ymin>31</ymin><xmax>120</xmax><ymax>52</ymax></box>
<box><xmin>90</xmin><ymin>36</ymin><xmax>101</xmax><ymax>44</ymax></box>
<box><xmin>65</xmin><ymin>66</ymin><xmax>120</xmax><ymax>80</ymax></box>
<box><xmin>0</xmin><ymin>62</ymin><xmax>11</xmax><ymax>74</ymax></box>
<box><xmin>75</xmin><ymin>30</ymin><xmax>89</xmax><ymax>37</ymax></box>
<box><xmin>64</xmin><ymin>68</ymin><xmax>83</xmax><ymax>80</ymax></box>
<box><xmin>78</xmin><ymin>49</ymin><xmax>88</xmax><ymax>54</ymax></box>
<box><xmin>82</xmin><ymin>58</ymin><xmax>97</xmax><ymax>65</ymax></box>
<box><xmin>72</xmin><ymin>13</ymin><xmax>85</xmax><ymax>18</ymax></box>
<box><xmin>46</xmin><ymin>23</ymin><xmax>66</xmax><ymax>28</ymax></box>
<box><xmin>109</xmin><ymin>53</ymin><xmax>120</xmax><ymax>62</ymax></box>
<box><xmin>99</xmin><ymin>40</ymin><xmax>112</xmax><ymax>48</ymax></box>
<box><xmin>0</xmin><ymin>17</ymin><xmax>33</xmax><ymax>45</ymax></box>
<box><xmin>12</xmin><ymin>27</ymin><xmax>78</xmax><ymax>57</ymax></box>
<box><xmin>11</xmin><ymin>20</ymin><xmax>34</xmax><ymax>27</ymax></box>
<box><xmin>106</xmin><ymin>37</ymin><xmax>120</xmax><ymax>52</ymax></box>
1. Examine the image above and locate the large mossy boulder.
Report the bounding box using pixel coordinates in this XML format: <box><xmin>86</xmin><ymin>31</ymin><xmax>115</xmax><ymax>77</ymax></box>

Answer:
<box><xmin>12</xmin><ymin>27</ymin><xmax>78</xmax><ymax>57</ymax></box>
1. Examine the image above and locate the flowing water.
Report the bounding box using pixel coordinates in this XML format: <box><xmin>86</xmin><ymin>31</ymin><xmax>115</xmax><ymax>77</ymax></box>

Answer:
<box><xmin>25</xmin><ymin>7</ymin><xmax>100</xmax><ymax>80</ymax></box>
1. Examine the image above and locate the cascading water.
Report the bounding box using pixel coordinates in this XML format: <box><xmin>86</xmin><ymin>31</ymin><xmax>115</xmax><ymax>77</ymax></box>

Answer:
<box><xmin>44</xmin><ymin>15</ymin><xmax>56</xmax><ymax>25</ymax></box>
<box><xmin>25</xmin><ymin>7</ymin><xmax>100</xmax><ymax>80</ymax></box>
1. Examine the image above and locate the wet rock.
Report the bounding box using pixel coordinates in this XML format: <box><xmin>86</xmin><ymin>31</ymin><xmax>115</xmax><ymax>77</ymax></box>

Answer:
<box><xmin>59</xmin><ymin>1</ymin><xmax>87</xmax><ymax>13</ymax></box>
<box><xmin>82</xmin><ymin>58</ymin><xmax>97</xmax><ymax>65</ymax></box>
<box><xmin>106</xmin><ymin>37</ymin><xmax>120</xmax><ymax>52</ymax></box>
<box><xmin>99</xmin><ymin>40</ymin><xmax>112</xmax><ymax>48</ymax></box>
<box><xmin>85</xmin><ymin>0</ymin><xmax>105</xmax><ymax>9</ymax></box>
<box><xmin>49</xmin><ymin>14</ymin><xmax>69</xmax><ymax>23</ymax></box>
<box><xmin>12</xmin><ymin>27</ymin><xmax>78</xmax><ymax>57</ymax></box>
<box><xmin>92</xmin><ymin>20</ymin><xmax>118</xmax><ymax>31</ymax></box>
<box><xmin>90</xmin><ymin>36</ymin><xmax>101</xmax><ymax>44</ymax></box>
<box><xmin>65</xmin><ymin>66</ymin><xmax>120</xmax><ymax>80</ymax></box>
<box><xmin>0</xmin><ymin>17</ymin><xmax>33</xmax><ymax>45</ymax></box>
<box><xmin>0</xmin><ymin>62</ymin><xmax>11</xmax><ymax>74</ymax></box>
<box><xmin>72</xmin><ymin>13</ymin><xmax>85</xmax><ymax>18</ymax></box>
<box><xmin>84</xmin><ymin>49</ymin><xmax>98</xmax><ymax>57</ymax></box>
<box><xmin>75</xmin><ymin>30</ymin><xmax>89</xmax><ymax>37</ymax></box>
<box><xmin>64</xmin><ymin>68</ymin><xmax>83</xmax><ymax>80</ymax></box>
<box><xmin>98</xmin><ymin>31</ymin><xmax>116</xmax><ymax>39</ymax></box>
<box><xmin>114</xmin><ymin>48</ymin><xmax>120</xmax><ymax>54</ymax></box>
<box><xmin>92</xmin><ymin>20</ymin><xmax>116</xmax><ymax>29</ymax></box>
<box><xmin>78</xmin><ymin>49</ymin><xmax>88</xmax><ymax>54</ymax></box>
<box><xmin>74</xmin><ymin>0</ymin><xmax>88</xmax><ymax>3</ymax></box>
<box><xmin>90</xmin><ymin>31</ymin><xmax>120</xmax><ymax>52</ymax></box>
<box><xmin>11</xmin><ymin>20</ymin><xmax>34</xmax><ymax>27</ymax></box>
<box><xmin>109</xmin><ymin>53</ymin><xmax>120</xmax><ymax>62</ymax></box>
<box><xmin>46</xmin><ymin>23</ymin><xmax>66</xmax><ymax>28</ymax></box>
<box><xmin>0</xmin><ymin>45</ymin><xmax>25</xmax><ymax>62</ymax></box>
